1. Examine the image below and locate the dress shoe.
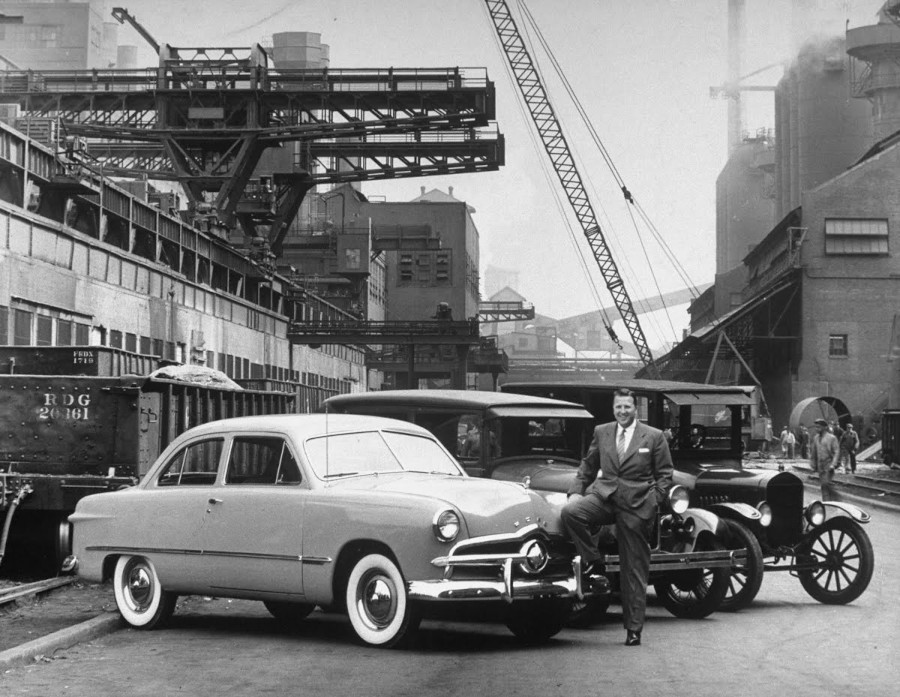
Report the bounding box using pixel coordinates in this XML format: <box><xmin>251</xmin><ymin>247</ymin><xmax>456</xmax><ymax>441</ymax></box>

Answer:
<box><xmin>625</xmin><ymin>630</ymin><xmax>641</xmax><ymax>646</ymax></box>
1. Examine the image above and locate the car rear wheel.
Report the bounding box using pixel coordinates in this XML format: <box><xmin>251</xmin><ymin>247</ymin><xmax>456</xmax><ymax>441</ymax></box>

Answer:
<box><xmin>797</xmin><ymin>517</ymin><xmax>874</xmax><ymax>605</ymax></box>
<box><xmin>263</xmin><ymin>601</ymin><xmax>316</xmax><ymax>624</ymax></box>
<box><xmin>113</xmin><ymin>555</ymin><xmax>177</xmax><ymax>629</ymax></box>
<box><xmin>653</xmin><ymin>537</ymin><xmax>730</xmax><ymax>619</ymax></box>
<box><xmin>345</xmin><ymin>553</ymin><xmax>420</xmax><ymax>648</ymax></box>
<box><xmin>506</xmin><ymin>598</ymin><xmax>571</xmax><ymax>643</ymax></box>
<box><xmin>720</xmin><ymin>520</ymin><xmax>764</xmax><ymax>612</ymax></box>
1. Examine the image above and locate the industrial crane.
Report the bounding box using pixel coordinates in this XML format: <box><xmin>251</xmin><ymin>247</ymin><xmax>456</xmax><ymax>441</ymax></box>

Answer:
<box><xmin>483</xmin><ymin>0</ymin><xmax>658</xmax><ymax>376</ymax></box>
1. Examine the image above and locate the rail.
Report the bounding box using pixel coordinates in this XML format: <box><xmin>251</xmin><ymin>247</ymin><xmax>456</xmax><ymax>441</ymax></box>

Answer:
<box><xmin>0</xmin><ymin>66</ymin><xmax>489</xmax><ymax>96</ymax></box>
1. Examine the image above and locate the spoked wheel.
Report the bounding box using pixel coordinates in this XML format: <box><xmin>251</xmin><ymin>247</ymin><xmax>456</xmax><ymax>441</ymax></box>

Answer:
<box><xmin>797</xmin><ymin>517</ymin><xmax>874</xmax><ymax>605</ymax></box>
<box><xmin>506</xmin><ymin>598</ymin><xmax>571</xmax><ymax>644</ymax></box>
<box><xmin>113</xmin><ymin>555</ymin><xmax>177</xmax><ymax>629</ymax></box>
<box><xmin>653</xmin><ymin>537</ymin><xmax>729</xmax><ymax>619</ymax></box>
<box><xmin>720</xmin><ymin>520</ymin><xmax>764</xmax><ymax>612</ymax></box>
<box><xmin>345</xmin><ymin>553</ymin><xmax>420</xmax><ymax>648</ymax></box>
<box><xmin>264</xmin><ymin>601</ymin><xmax>316</xmax><ymax>624</ymax></box>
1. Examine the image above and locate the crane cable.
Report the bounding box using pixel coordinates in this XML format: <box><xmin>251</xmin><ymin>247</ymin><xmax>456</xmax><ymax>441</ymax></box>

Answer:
<box><xmin>484</xmin><ymin>0</ymin><xmax>617</xmax><ymax>332</ymax></box>
<box><xmin>519</xmin><ymin>0</ymin><xmax>702</xmax><ymax>306</ymax></box>
<box><xmin>515</xmin><ymin>0</ymin><xmax>674</xmax><ymax>343</ymax></box>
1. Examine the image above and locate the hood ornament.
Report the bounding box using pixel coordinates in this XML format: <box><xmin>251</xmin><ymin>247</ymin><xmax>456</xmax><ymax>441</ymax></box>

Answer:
<box><xmin>521</xmin><ymin>475</ymin><xmax>531</xmax><ymax>489</ymax></box>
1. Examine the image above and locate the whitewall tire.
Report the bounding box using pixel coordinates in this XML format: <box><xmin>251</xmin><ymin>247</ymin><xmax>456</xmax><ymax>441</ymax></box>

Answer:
<box><xmin>345</xmin><ymin>553</ymin><xmax>419</xmax><ymax>648</ymax></box>
<box><xmin>113</xmin><ymin>555</ymin><xmax>177</xmax><ymax>629</ymax></box>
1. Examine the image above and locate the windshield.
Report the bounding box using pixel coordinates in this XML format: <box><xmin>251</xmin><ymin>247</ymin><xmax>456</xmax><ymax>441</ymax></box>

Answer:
<box><xmin>494</xmin><ymin>416</ymin><xmax>592</xmax><ymax>460</ymax></box>
<box><xmin>304</xmin><ymin>429</ymin><xmax>463</xmax><ymax>479</ymax></box>
<box><xmin>662</xmin><ymin>400</ymin><xmax>744</xmax><ymax>453</ymax></box>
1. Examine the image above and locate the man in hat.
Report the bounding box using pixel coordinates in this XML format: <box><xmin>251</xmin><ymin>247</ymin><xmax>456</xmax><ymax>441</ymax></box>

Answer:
<box><xmin>809</xmin><ymin>418</ymin><xmax>840</xmax><ymax>500</ymax></box>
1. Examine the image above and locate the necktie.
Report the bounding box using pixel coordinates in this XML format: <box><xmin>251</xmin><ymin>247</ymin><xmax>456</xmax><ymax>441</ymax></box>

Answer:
<box><xmin>617</xmin><ymin>428</ymin><xmax>626</xmax><ymax>460</ymax></box>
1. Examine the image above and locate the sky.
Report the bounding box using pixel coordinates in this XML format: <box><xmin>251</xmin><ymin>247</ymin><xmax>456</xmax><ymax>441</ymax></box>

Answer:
<box><xmin>112</xmin><ymin>0</ymin><xmax>887</xmax><ymax>350</ymax></box>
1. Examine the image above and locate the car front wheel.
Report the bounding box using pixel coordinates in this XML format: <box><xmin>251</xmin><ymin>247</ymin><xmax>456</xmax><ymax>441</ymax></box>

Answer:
<box><xmin>264</xmin><ymin>601</ymin><xmax>316</xmax><ymax>624</ymax></box>
<box><xmin>113</xmin><ymin>555</ymin><xmax>177</xmax><ymax>629</ymax></box>
<box><xmin>720</xmin><ymin>519</ymin><xmax>764</xmax><ymax>612</ymax></box>
<box><xmin>506</xmin><ymin>598</ymin><xmax>571</xmax><ymax>643</ymax></box>
<box><xmin>797</xmin><ymin>517</ymin><xmax>874</xmax><ymax>604</ymax></box>
<box><xmin>345</xmin><ymin>553</ymin><xmax>420</xmax><ymax>648</ymax></box>
<box><xmin>652</xmin><ymin>537</ymin><xmax>730</xmax><ymax>619</ymax></box>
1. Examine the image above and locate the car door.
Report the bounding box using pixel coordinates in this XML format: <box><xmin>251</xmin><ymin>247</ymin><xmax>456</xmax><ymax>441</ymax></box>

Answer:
<box><xmin>136</xmin><ymin>437</ymin><xmax>224</xmax><ymax>592</ymax></box>
<box><xmin>198</xmin><ymin>434</ymin><xmax>307</xmax><ymax>598</ymax></box>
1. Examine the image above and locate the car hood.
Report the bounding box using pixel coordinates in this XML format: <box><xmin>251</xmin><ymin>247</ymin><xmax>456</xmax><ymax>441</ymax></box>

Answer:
<box><xmin>491</xmin><ymin>457</ymin><xmax>579</xmax><ymax>494</ymax></box>
<box><xmin>328</xmin><ymin>473</ymin><xmax>564</xmax><ymax>537</ymax></box>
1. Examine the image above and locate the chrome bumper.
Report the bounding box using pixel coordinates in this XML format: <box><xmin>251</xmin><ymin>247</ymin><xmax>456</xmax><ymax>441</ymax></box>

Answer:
<box><xmin>408</xmin><ymin>555</ymin><xmax>608</xmax><ymax>603</ymax></box>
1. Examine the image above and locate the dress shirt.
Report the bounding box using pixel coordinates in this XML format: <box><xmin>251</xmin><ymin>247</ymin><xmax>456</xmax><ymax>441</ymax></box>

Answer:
<box><xmin>617</xmin><ymin>420</ymin><xmax>637</xmax><ymax>455</ymax></box>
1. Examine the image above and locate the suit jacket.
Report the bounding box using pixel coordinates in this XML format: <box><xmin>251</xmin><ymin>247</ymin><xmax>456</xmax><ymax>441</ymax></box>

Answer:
<box><xmin>567</xmin><ymin>420</ymin><xmax>674</xmax><ymax>519</ymax></box>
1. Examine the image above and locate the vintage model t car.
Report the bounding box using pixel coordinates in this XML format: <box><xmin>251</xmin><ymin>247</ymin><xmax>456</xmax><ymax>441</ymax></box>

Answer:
<box><xmin>324</xmin><ymin>390</ymin><xmax>748</xmax><ymax>620</ymax></box>
<box><xmin>67</xmin><ymin>414</ymin><xmax>607</xmax><ymax>648</ymax></box>
<box><xmin>501</xmin><ymin>380</ymin><xmax>875</xmax><ymax>611</ymax></box>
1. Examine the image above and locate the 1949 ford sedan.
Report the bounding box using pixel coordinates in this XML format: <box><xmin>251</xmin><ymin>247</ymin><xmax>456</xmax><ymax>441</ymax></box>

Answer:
<box><xmin>66</xmin><ymin>414</ymin><xmax>594</xmax><ymax>648</ymax></box>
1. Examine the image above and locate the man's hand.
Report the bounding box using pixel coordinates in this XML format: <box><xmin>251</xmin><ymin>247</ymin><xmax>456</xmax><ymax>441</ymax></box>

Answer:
<box><xmin>567</xmin><ymin>493</ymin><xmax>584</xmax><ymax>502</ymax></box>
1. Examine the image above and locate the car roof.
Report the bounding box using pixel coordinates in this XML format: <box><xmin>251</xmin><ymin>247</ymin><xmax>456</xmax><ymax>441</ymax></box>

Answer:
<box><xmin>324</xmin><ymin>389</ymin><xmax>588</xmax><ymax>411</ymax></box>
<box><xmin>502</xmin><ymin>379</ymin><xmax>755</xmax><ymax>395</ymax></box>
<box><xmin>176</xmin><ymin>413</ymin><xmax>433</xmax><ymax>440</ymax></box>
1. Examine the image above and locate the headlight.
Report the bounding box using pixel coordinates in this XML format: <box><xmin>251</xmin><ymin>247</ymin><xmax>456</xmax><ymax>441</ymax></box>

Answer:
<box><xmin>805</xmin><ymin>501</ymin><xmax>826</xmax><ymax>527</ymax></box>
<box><xmin>756</xmin><ymin>502</ymin><xmax>772</xmax><ymax>527</ymax></box>
<box><xmin>668</xmin><ymin>485</ymin><xmax>690</xmax><ymax>514</ymax></box>
<box><xmin>518</xmin><ymin>539</ymin><xmax>549</xmax><ymax>575</ymax></box>
<box><xmin>433</xmin><ymin>509</ymin><xmax>460</xmax><ymax>542</ymax></box>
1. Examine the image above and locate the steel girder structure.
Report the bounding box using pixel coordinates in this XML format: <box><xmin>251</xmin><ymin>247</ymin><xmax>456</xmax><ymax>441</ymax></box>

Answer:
<box><xmin>0</xmin><ymin>65</ymin><xmax>502</xmax><ymax>253</ymax></box>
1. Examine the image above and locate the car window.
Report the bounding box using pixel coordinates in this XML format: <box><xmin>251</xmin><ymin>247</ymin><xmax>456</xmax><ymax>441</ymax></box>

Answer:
<box><xmin>157</xmin><ymin>439</ymin><xmax>223</xmax><ymax>486</ymax></box>
<box><xmin>304</xmin><ymin>431</ymin><xmax>402</xmax><ymax>479</ymax></box>
<box><xmin>381</xmin><ymin>430</ymin><xmax>462</xmax><ymax>475</ymax></box>
<box><xmin>495</xmin><ymin>417</ymin><xmax>588</xmax><ymax>460</ymax></box>
<box><xmin>225</xmin><ymin>437</ymin><xmax>303</xmax><ymax>485</ymax></box>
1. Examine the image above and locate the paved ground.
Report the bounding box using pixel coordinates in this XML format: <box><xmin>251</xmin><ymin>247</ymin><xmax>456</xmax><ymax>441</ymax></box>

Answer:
<box><xmin>0</xmin><ymin>582</ymin><xmax>115</xmax><ymax>654</ymax></box>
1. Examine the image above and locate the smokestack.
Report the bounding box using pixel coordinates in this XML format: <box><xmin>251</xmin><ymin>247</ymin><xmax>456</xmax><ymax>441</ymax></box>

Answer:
<box><xmin>448</xmin><ymin>186</ymin><xmax>454</xmax><ymax>197</ymax></box>
<box><xmin>420</xmin><ymin>186</ymin><xmax>425</xmax><ymax>195</ymax></box>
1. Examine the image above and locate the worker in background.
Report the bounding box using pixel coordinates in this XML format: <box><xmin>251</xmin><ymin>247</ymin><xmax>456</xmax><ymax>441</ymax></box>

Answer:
<box><xmin>432</xmin><ymin>302</ymin><xmax>453</xmax><ymax>321</ymax></box>
<box><xmin>839</xmin><ymin>423</ymin><xmax>859</xmax><ymax>474</ymax></box>
<box><xmin>561</xmin><ymin>387</ymin><xmax>673</xmax><ymax>647</ymax></box>
<box><xmin>809</xmin><ymin>418</ymin><xmax>840</xmax><ymax>501</ymax></box>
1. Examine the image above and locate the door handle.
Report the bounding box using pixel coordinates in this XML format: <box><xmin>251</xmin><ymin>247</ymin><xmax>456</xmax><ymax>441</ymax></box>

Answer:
<box><xmin>208</xmin><ymin>497</ymin><xmax>223</xmax><ymax>504</ymax></box>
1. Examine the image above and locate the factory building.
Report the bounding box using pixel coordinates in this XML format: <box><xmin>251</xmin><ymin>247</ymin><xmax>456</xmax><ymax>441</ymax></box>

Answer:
<box><xmin>654</xmin><ymin>8</ymin><xmax>900</xmax><ymax>445</ymax></box>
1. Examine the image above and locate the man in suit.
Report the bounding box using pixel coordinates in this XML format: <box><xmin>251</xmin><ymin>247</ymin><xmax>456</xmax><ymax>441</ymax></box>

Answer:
<box><xmin>561</xmin><ymin>387</ymin><xmax>673</xmax><ymax>646</ymax></box>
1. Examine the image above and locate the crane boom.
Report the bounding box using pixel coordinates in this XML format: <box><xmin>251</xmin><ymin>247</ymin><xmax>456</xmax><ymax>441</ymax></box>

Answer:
<box><xmin>112</xmin><ymin>7</ymin><xmax>160</xmax><ymax>55</ymax></box>
<box><xmin>484</xmin><ymin>0</ymin><xmax>657</xmax><ymax>374</ymax></box>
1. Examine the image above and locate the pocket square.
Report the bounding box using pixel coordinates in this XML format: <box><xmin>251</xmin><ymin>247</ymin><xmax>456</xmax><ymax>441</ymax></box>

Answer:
<box><xmin>638</xmin><ymin>447</ymin><xmax>650</xmax><ymax>453</ymax></box>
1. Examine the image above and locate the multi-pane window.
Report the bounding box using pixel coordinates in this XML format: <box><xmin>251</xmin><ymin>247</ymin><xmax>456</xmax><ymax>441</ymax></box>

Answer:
<box><xmin>397</xmin><ymin>251</ymin><xmax>452</xmax><ymax>286</ymax></box>
<box><xmin>824</xmin><ymin>219</ymin><xmax>888</xmax><ymax>255</ymax></box>
<box><xmin>828</xmin><ymin>334</ymin><xmax>848</xmax><ymax>357</ymax></box>
<box><xmin>36</xmin><ymin>315</ymin><xmax>52</xmax><ymax>346</ymax></box>
<box><xmin>13</xmin><ymin>309</ymin><xmax>31</xmax><ymax>345</ymax></box>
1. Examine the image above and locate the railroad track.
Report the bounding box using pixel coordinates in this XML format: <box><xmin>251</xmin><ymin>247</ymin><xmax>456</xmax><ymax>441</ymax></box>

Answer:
<box><xmin>837</xmin><ymin>473</ymin><xmax>900</xmax><ymax>502</ymax></box>
<box><xmin>0</xmin><ymin>577</ymin><xmax>73</xmax><ymax>607</ymax></box>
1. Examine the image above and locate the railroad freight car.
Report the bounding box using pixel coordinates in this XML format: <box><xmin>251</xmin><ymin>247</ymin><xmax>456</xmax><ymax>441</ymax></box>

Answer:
<box><xmin>0</xmin><ymin>346</ymin><xmax>296</xmax><ymax>573</ymax></box>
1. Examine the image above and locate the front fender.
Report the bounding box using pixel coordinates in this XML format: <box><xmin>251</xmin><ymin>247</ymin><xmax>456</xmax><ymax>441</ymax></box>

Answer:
<box><xmin>706</xmin><ymin>501</ymin><xmax>763</xmax><ymax>523</ymax></box>
<box><xmin>822</xmin><ymin>500</ymin><xmax>871</xmax><ymax>524</ymax></box>
<box><xmin>682</xmin><ymin>506</ymin><xmax>726</xmax><ymax>538</ymax></box>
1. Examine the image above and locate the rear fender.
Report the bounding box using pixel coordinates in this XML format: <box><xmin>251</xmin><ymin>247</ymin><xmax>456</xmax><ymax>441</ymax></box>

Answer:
<box><xmin>822</xmin><ymin>501</ymin><xmax>871</xmax><ymax>524</ymax></box>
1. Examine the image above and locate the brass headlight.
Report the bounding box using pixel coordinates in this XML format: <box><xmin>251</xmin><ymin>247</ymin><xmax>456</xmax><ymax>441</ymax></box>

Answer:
<box><xmin>756</xmin><ymin>502</ymin><xmax>772</xmax><ymax>527</ymax></box>
<box><xmin>668</xmin><ymin>485</ymin><xmax>690</xmax><ymax>514</ymax></box>
<box><xmin>518</xmin><ymin>539</ymin><xmax>549</xmax><ymax>575</ymax></box>
<box><xmin>805</xmin><ymin>501</ymin><xmax>826</xmax><ymax>527</ymax></box>
<box><xmin>433</xmin><ymin>509</ymin><xmax>460</xmax><ymax>542</ymax></box>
